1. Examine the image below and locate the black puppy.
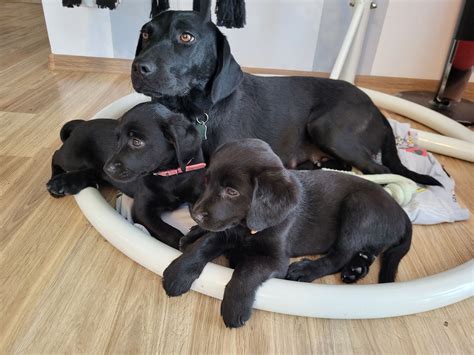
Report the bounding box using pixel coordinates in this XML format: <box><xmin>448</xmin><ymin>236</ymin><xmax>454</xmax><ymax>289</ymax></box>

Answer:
<box><xmin>104</xmin><ymin>103</ymin><xmax>205</xmax><ymax>248</ymax></box>
<box><xmin>131</xmin><ymin>1</ymin><xmax>440</xmax><ymax>186</ymax></box>
<box><xmin>162</xmin><ymin>139</ymin><xmax>412</xmax><ymax>328</ymax></box>
<box><xmin>47</xmin><ymin>119</ymin><xmax>137</xmax><ymax>198</ymax></box>
<box><xmin>47</xmin><ymin>103</ymin><xmax>205</xmax><ymax>248</ymax></box>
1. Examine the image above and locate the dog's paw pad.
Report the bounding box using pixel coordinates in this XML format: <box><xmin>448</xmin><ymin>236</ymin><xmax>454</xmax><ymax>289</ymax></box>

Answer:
<box><xmin>341</xmin><ymin>266</ymin><xmax>367</xmax><ymax>283</ymax></box>
<box><xmin>358</xmin><ymin>252</ymin><xmax>375</xmax><ymax>263</ymax></box>
<box><xmin>341</xmin><ymin>273</ymin><xmax>358</xmax><ymax>283</ymax></box>
<box><xmin>340</xmin><ymin>252</ymin><xmax>375</xmax><ymax>284</ymax></box>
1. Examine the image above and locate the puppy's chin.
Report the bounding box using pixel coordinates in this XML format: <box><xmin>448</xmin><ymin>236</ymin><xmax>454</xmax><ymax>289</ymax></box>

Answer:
<box><xmin>106</xmin><ymin>170</ymin><xmax>140</xmax><ymax>183</ymax></box>
<box><xmin>196</xmin><ymin>221</ymin><xmax>239</xmax><ymax>233</ymax></box>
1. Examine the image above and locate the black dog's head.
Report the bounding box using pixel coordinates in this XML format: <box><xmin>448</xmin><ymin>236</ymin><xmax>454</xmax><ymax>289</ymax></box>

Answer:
<box><xmin>104</xmin><ymin>103</ymin><xmax>201</xmax><ymax>182</ymax></box>
<box><xmin>132</xmin><ymin>1</ymin><xmax>243</xmax><ymax>104</ymax></box>
<box><xmin>191</xmin><ymin>139</ymin><xmax>301</xmax><ymax>232</ymax></box>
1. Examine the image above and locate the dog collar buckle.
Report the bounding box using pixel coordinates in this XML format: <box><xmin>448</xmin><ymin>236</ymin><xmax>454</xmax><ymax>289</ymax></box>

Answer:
<box><xmin>195</xmin><ymin>113</ymin><xmax>209</xmax><ymax>140</ymax></box>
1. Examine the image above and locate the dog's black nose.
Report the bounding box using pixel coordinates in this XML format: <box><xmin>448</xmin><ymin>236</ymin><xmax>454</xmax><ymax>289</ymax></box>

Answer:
<box><xmin>192</xmin><ymin>211</ymin><xmax>208</xmax><ymax>224</ymax></box>
<box><xmin>133</xmin><ymin>61</ymin><xmax>154</xmax><ymax>76</ymax></box>
<box><xmin>104</xmin><ymin>161</ymin><xmax>123</xmax><ymax>175</ymax></box>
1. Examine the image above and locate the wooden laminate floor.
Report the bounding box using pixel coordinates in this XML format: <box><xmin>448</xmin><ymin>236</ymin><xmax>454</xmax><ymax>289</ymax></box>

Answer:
<box><xmin>0</xmin><ymin>3</ymin><xmax>472</xmax><ymax>354</ymax></box>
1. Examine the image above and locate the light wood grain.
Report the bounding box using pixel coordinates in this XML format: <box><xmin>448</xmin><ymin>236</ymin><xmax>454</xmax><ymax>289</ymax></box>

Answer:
<box><xmin>0</xmin><ymin>3</ymin><xmax>472</xmax><ymax>354</ymax></box>
<box><xmin>49</xmin><ymin>53</ymin><xmax>474</xmax><ymax>98</ymax></box>
<box><xmin>0</xmin><ymin>0</ymin><xmax>41</xmax><ymax>4</ymax></box>
<box><xmin>49</xmin><ymin>53</ymin><xmax>135</xmax><ymax>75</ymax></box>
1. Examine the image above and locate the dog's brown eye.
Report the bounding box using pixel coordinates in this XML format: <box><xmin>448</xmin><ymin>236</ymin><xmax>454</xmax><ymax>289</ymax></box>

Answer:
<box><xmin>141</xmin><ymin>32</ymin><xmax>149</xmax><ymax>40</ymax></box>
<box><xmin>179</xmin><ymin>32</ymin><xmax>194</xmax><ymax>43</ymax></box>
<box><xmin>224</xmin><ymin>187</ymin><xmax>239</xmax><ymax>197</ymax></box>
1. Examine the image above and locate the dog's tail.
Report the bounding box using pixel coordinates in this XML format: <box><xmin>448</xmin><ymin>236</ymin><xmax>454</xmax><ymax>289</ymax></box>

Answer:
<box><xmin>378</xmin><ymin>213</ymin><xmax>412</xmax><ymax>283</ymax></box>
<box><xmin>380</xmin><ymin>117</ymin><xmax>442</xmax><ymax>186</ymax></box>
<box><xmin>60</xmin><ymin>119</ymin><xmax>85</xmax><ymax>142</ymax></box>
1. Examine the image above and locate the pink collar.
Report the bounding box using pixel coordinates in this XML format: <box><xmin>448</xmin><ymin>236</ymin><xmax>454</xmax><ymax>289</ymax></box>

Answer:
<box><xmin>153</xmin><ymin>162</ymin><xmax>206</xmax><ymax>177</ymax></box>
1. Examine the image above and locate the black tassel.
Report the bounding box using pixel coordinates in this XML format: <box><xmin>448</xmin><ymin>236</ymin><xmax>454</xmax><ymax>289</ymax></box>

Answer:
<box><xmin>150</xmin><ymin>0</ymin><xmax>170</xmax><ymax>18</ymax></box>
<box><xmin>215</xmin><ymin>0</ymin><xmax>232</xmax><ymax>27</ymax></box>
<box><xmin>215</xmin><ymin>0</ymin><xmax>246</xmax><ymax>28</ymax></box>
<box><xmin>96</xmin><ymin>0</ymin><xmax>118</xmax><ymax>10</ymax></box>
<box><xmin>62</xmin><ymin>0</ymin><xmax>81</xmax><ymax>8</ymax></box>
<box><xmin>232</xmin><ymin>0</ymin><xmax>246</xmax><ymax>28</ymax></box>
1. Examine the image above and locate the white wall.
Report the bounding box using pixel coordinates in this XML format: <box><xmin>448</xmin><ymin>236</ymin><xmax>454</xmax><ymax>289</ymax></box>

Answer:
<box><xmin>220</xmin><ymin>0</ymin><xmax>324</xmax><ymax>70</ymax></box>
<box><xmin>42</xmin><ymin>0</ymin><xmax>473</xmax><ymax>81</ymax></box>
<box><xmin>371</xmin><ymin>0</ymin><xmax>464</xmax><ymax>80</ymax></box>
<box><xmin>43</xmin><ymin>1</ymin><xmax>114</xmax><ymax>57</ymax></box>
<box><xmin>177</xmin><ymin>0</ymin><xmax>325</xmax><ymax>70</ymax></box>
<box><xmin>42</xmin><ymin>0</ymin><xmax>148</xmax><ymax>58</ymax></box>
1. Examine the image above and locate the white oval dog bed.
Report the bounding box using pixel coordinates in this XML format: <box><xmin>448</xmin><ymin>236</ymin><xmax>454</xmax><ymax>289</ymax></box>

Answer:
<box><xmin>75</xmin><ymin>91</ymin><xmax>473</xmax><ymax>319</ymax></box>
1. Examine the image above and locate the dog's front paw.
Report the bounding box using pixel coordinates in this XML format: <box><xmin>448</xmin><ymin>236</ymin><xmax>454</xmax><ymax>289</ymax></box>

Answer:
<box><xmin>162</xmin><ymin>258</ymin><xmax>201</xmax><ymax>297</ymax></box>
<box><xmin>220</xmin><ymin>295</ymin><xmax>253</xmax><ymax>328</ymax></box>
<box><xmin>46</xmin><ymin>174</ymin><xmax>86</xmax><ymax>198</ymax></box>
<box><xmin>46</xmin><ymin>175</ymin><xmax>68</xmax><ymax>198</ymax></box>
<box><xmin>179</xmin><ymin>226</ymin><xmax>208</xmax><ymax>252</ymax></box>
<box><xmin>178</xmin><ymin>236</ymin><xmax>191</xmax><ymax>252</ymax></box>
<box><xmin>178</xmin><ymin>234</ymin><xmax>199</xmax><ymax>252</ymax></box>
<box><xmin>286</xmin><ymin>259</ymin><xmax>316</xmax><ymax>282</ymax></box>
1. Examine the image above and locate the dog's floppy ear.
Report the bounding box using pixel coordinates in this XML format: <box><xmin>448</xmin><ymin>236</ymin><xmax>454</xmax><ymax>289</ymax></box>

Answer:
<box><xmin>194</xmin><ymin>0</ymin><xmax>212</xmax><ymax>21</ymax></box>
<box><xmin>161</xmin><ymin>114</ymin><xmax>201</xmax><ymax>172</ymax></box>
<box><xmin>211</xmin><ymin>30</ymin><xmax>243</xmax><ymax>104</ymax></box>
<box><xmin>150</xmin><ymin>0</ymin><xmax>170</xmax><ymax>18</ymax></box>
<box><xmin>246</xmin><ymin>168</ymin><xmax>300</xmax><ymax>232</ymax></box>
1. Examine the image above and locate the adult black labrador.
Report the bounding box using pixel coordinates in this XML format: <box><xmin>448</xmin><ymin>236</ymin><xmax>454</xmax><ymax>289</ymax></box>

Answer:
<box><xmin>162</xmin><ymin>139</ymin><xmax>412</xmax><ymax>328</ymax></box>
<box><xmin>47</xmin><ymin>102</ymin><xmax>205</xmax><ymax>248</ymax></box>
<box><xmin>131</xmin><ymin>0</ymin><xmax>440</xmax><ymax>186</ymax></box>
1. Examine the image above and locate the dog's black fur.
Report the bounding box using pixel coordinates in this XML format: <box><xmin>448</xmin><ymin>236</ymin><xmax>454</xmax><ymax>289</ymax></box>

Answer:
<box><xmin>131</xmin><ymin>3</ymin><xmax>440</xmax><ymax>186</ymax></box>
<box><xmin>47</xmin><ymin>103</ymin><xmax>204</xmax><ymax>248</ymax></box>
<box><xmin>47</xmin><ymin>119</ymin><xmax>137</xmax><ymax>198</ymax></box>
<box><xmin>162</xmin><ymin>139</ymin><xmax>412</xmax><ymax>328</ymax></box>
<box><xmin>104</xmin><ymin>103</ymin><xmax>205</xmax><ymax>248</ymax></box>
